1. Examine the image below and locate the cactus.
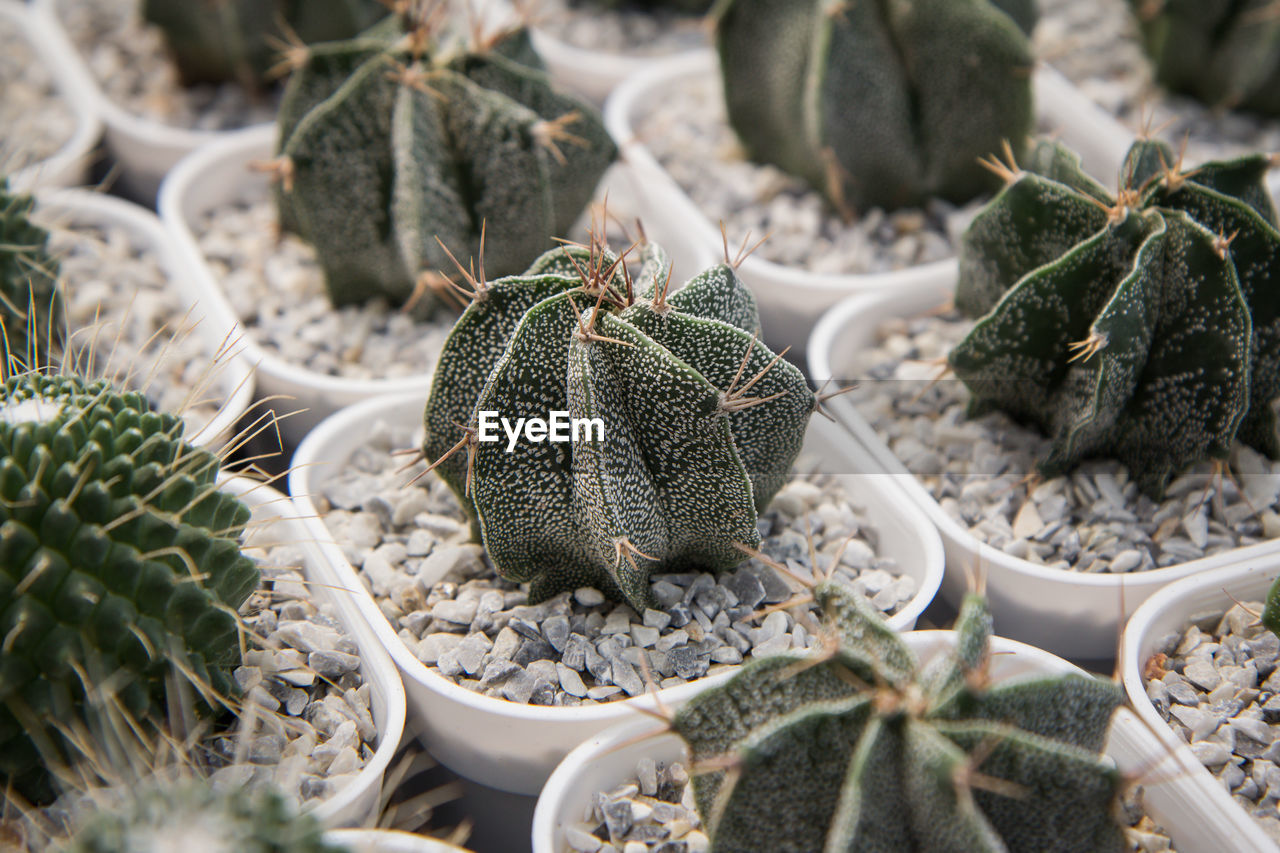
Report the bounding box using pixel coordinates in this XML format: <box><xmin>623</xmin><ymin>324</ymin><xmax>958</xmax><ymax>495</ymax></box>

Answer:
<box><xmin>712</xmin><ymin>0</ymin><xmax>1036</xmax><ymax>215</ymax></box>
<box><xmin>1129</xmin><ymin>0</ymin><xmax>1280</xmax><ymax>116</ymax></box>
<box><xmin>949</xmin><ymin>137</ymin><xmax>1280</xmax><ymax>499</ymax></box>
<box><xmin>0</xmin><ymin>373</ymin><xmax>259</xmax><ymax>801</ymax></box>
<box><xmin>422</xmin><ymin>237</ymin><xmax>816</xmax><ymax>611</ymax></box>
<box><xmin>0</xmin><ymin>179</ymin><xmax>62</xmax><ymax>376</ymax></box>
<box><xmin>672</xmin><ymin>583</ymin><xmax>1127</xmax><ymax>851</ymax></box>
<box><xmin>273</xmin><ymin>4</ymin><xmax>617</xmax><ymax>311</ymax></box>
<box><xmin>141</xmin><ymin>0</ymin><xmax>389</xmax><ymax>91</ymax></box>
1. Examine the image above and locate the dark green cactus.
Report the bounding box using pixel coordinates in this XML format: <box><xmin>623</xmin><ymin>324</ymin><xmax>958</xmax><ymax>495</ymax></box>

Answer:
<box><xmin>273</xmin><ymin>7</ymin><xmax>617</xmax><ymax>312</ymax></box>
<box><xmin>950</xmin><ymin>137</ymin><xmax>1280</xmax><ymax>498</ymax></box>
<box><xmin>0</xmin><ymin>373</ymin><xmax>259</xmax><ymax>801</ymax></box>
<box><xmin>712</xmin><ymin>0</ymin><xmax>1036</xmax><ymax>215</ymax></box>
<box><xmin>422</xmin><ymin>238</ymin><xmax>816</xmax><ymax>611</ymax></box>
<box><xmin>142</xmin><ymin>0</ymin><xmax>388</xmax><ymax>91</ymax></box>
<box><xmin>1129</xmin><ymin>0</ymin><xmax>1280</xmax><ymax>116</ymax></box>
<box><xmin>0</xmin><ymin>180</ymin><xmax>62</xmax><ymax>377</ymax></box>
<box><xmin>673</xmin><ymin>584</ymin><xmax>1127</xmax><ymax>852</ymax></box>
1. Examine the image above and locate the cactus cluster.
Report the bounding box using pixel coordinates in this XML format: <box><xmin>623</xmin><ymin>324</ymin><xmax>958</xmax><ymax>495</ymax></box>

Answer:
<box><xmin>672</xmin><ymin>583</ymin><xmax>1127</xmax><ymax>851</ymax></box>
<box><xmin>712</xmin><ymin>0</ymin><xmax>1036</xmax><ymax>215</ymax></box>
<box><xmin>950</xmin><ymin>137</ymin><xmax>1280</xmax><ymax>498</ymax></box>
<box><xmin>1129</xmin><ymin>0</ymin><xmax>1280</xmax><ymax>117</ymax></box>
<box><xmin>273</xmin><ymin>4</ymin><xmax>616</xmax><ymax>312</ymax></box>
<box><xmin>0</xmin><ymin>179</ymin><xmax>62</xmax><ymax>376</ymax></box>
<box><xmin>422</xmin><ymin>237</ymin><xmax>816</xmax><ymax>612</ymax></box>
<box><xmin>142</xmin><ymin>0</ymin><xmax>388</xmax><ymax>91</ymax></box>
<box><xmin>0</xmin><ymin>373</ymin><xmax>258</xmax><ymax>801</ymax></box>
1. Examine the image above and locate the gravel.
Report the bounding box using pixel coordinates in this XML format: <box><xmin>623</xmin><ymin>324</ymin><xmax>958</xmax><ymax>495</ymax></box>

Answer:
<box><xmin>0</xmin><ymin>12</ymin><xmax>77</xmax><ymax>173</ymax></box>
<box><xmin>52</xmin><ymin>0</ymin><xmax>277</xmax><ymax>131</ymax></box>
<box><xmin>315</xmin><ymin>420</ymin><xmax>916</xmax><ymax>707</ymax></box>
<box><xmin>844</xmin><ymin>311</ymin><xmax>1280</xmax><ymax>572</ymax></box>
<box><xmin>1144</xmin><ymin>601</ymin><xmax>1280</xmax><ymax>843</ymax></box>
<box><xmin>535</xmin><ymin>0</ymin><xmax>708</xmax><ymax>57</ymax></box>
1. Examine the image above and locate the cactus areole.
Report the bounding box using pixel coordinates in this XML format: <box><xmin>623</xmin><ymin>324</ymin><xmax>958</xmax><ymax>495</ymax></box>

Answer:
<box><xmin>273</xmin><ymin>6</ymin><xmax>617</xmax><ymax>313</ymax></box>
<box><xmin>0</xmin><ymin>374</ymin><xmax>258</xmax><ymax>800</ymax></box>
<box><xmin>422</xmin><ymin>239</ymin><xmax>817</xmax><ymax>611</ymax></box>
<box><xmin>950</xmin><ymin>138</ymin><xmax>1280</xmax><ymax>499</ymax></box>
<box><xmin>673</xmin><ymin>584</ymin><xmax>1127</xmax><ymax>852</ymax></box>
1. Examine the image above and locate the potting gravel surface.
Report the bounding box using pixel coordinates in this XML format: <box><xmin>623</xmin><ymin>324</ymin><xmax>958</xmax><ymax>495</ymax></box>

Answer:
<box><xmin>315</xmin><ymin>420</ymin><xmax>915</xmax><ymax>707</ymax></box>
<box><xmin>53</xmin><ymin>0</ymin><xmax>277</xmax><ymax>130</ymax></box>
<box><xmin>0</xmin><ymin>12</ymin><xmax>76</xmax><ymax>174</ymax></box>
<box><xmin>535</xmin><ymin>0</ymin><xmax>707</xmax><ymax>57</ymax></box>
<box><xmin>846</xmin><ymin>312</ymin><xmax>1280</xmax><ymax>573</ymax></box>
<box><xmin>1144</xmin><ymin>601</ymin><xmax>1280</xmax><ymax>843</ymax></box>
<box><xmin>562</xmin><ymin>755</ymin><xmax>1176</xmax><ymax>852</ymax></box>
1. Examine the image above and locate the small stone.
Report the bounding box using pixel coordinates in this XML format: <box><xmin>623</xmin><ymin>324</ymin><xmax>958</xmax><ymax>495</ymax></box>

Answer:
<box><xmin>308</xmin><ymin>650</ymin><xmax>360</xmax><ymax>679</ymax></box>
<box><xmin>1110</xmin><ymin>549</ymin><xmax>1143</xmax><ymax>573</ymax></box>
<box><xmin>643</xmin><ymin>609</ymin><xmax>673</xmax><ymax>631</ymax></box>
<box><xmin>575</xmin><ymin>587</ymin><xmax>607</xmax><ymax>607</ymax></box>
<box><xmin>1184</xmin><ymin>660</ymin><xmax>1222</xmax><ymax>692</ymax></box>
<box><xmin>544</xmin><ymin>614</ymin><xmax>571</xmax><ymax>652</ymax></box>
<box><xmin>417</xmin><ymin>632</ymin><xmax>464</xmax><ymax>665</ymax></box>
<box><xmin>558</xmin><ymin>663</ymin><xmax>589</xmax><ymax>697</ymax></box>
<box><xmin>431</xmin><ymin>598</ymin><xmax>478</xmax><ymax>626</ymax></box>
<box><xmin>566</xmin><ymin>826</ymin><xmax>602</xmax><ymax>852</ymax></box>
<box><xmin>637</xmin><ymin>757</ymin><xmax>658</xmax><ymax>796</ymax></box>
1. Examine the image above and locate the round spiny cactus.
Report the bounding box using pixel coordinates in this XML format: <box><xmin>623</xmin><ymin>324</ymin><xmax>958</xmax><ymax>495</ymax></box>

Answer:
<box><xmin>272</xmin><ymin>3</ymin><xmax>617</xmax><ymax>313</ymax></box>
<box><xmin>422</xmin><ymin>237</ymin><xmax>816</xmax><ymax>611</ymax></box>
<box><xmin>950</xmin><ymin>137</ymin><xmax>1280</xmax><ymax>498</ymax></box>
<box><xmin>0</xmin><ymin>373</ymin><xmax>258</xmax><ymax>801</ymax></box>
<box><xmin>672</xmin><ymin>582</ymin><xmax>1127</xmax><ymax>851</ymax></box>
<box><xmin>0</xmin><ymin>179</ymin><xmax>62</xmax><ymax>377</ymax></box>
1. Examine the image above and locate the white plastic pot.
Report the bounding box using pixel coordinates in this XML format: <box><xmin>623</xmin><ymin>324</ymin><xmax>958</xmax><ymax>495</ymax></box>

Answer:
<box><xmin>3</xmin><ymin>0</ymin><xmax>100</xmax><ymax>191</ymax></box>
<box><xmin>289</xmin><ymin>392</ymin><xmax>944</xmax><ymax>796</ymax></box>
<box><xmin>35</xmin><ymin>187</ymin><xmax>254</xmax><ymax>449</ymax></box>
<box><xmin>529</xmin><ymin>23</ymin><xmax>706</xmax><ymax>106</ymax></box>
<box><xmin>807</xmin><ymin>283</ymin><xmax>1280</xmax><ymax>660</ymax></box>
<box><xmin>533</xmin><ymin>631</ymin><xmax>1252</xmax><ymax>853</ymax></box>
<box><xmin>224</xmin><ymin>475</ymin><xmax>408</xmax><ymax>829</ymax></box>
<box><xmin>326</xmin><ymin>829</ymin><xmax>472</xmax><ymax>853</ymax></box>
<box><xmin>1120</xmin><ymin>560</ymin><xmax>1280</xmax><ymax>852</ymax></box>
<box><xmin>602</xmin><ymin>50</ymin><xmax>1136</xmax><ymax>356</ymax></box>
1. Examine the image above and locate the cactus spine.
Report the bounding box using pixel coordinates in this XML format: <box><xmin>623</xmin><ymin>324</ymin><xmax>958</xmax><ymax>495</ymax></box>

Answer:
<box><xmin>0</xmin><ymin>179</ymin><xmax>62</xmax><ymax>377</ymax></box>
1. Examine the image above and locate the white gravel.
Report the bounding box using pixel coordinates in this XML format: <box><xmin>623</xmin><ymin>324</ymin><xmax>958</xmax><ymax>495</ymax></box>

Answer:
<box><xmin>0</xmin><ymin>12</ymin><xmax>77</xmax><ymax>174</ymax></box>
<box><xmin>534</xmin><ymin>0</ymin><xmax>708</xmax><ymax>57</ymax></box>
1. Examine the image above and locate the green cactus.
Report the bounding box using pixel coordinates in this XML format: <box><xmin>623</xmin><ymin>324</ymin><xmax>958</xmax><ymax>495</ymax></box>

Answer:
<box><xmin>673</xmin><ymin>584</ymin><xmax>1127</xmax><ymax>852</ymax></box>
<box><xmin>711</xmin><ymin>0</ymin><xmax>1036</xmax><ymax>215</ymax></box>
<box><xmin>141</xmin><ymin>0</ymin><xmax>389</xmax><ymax>91</ymax></box>
<box><xmin>273</xmin><ymin>7</ymin><xmax>617</xmax><ymax>312</ymax></box>
<box><xmin>950</xmin><ymin>137</ymin><xmax>1280</xmax><ymax>499</ymax></box>
<box><xmin>422</xmin><ymin>238</ymin><xmax>816</xmax><ymax>611</ymax></box>
<box><xmin>0</xmin><ymin>373</ymin><xmax>259</xmax><ymax>801</ymax></box>
<box><xmin>0</xmin><ymin>180</ymin><xmax>62</xmax><ymax>376</ymax></box>
<box><xmin>1129</xmin><ymin>0</ymin><xmax>1280</xmax><ymax>116</ymax></box>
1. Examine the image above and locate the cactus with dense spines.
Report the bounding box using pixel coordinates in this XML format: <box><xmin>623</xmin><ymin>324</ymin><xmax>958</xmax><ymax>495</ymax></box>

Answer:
<box><xmin>712</xmin><ymin>0</ymin><xmax>1036</xmax><ymax>215</ymax></box>
<box><xmin>273</xmin><ymin>5</ymin><xmax>617</xmax><ymax>312</ymax></box>
<box><xmin>141</xmin><ymin>0</ymin><xmax>388</xmax><ymax>91</ymax></box>
<box><xmin>1129</xmin><ymin>0</ymin><xmax>1280</xmax><ymax>116</ymax></box>
<box><xmin>422</xmin><ymin>238</ymin><xmax>816</xmax><ymax>611</ymax></box>
<box><xmin>672</xmin><ymin>584</ymin><xmax>1127</xmax><ymax>852</ymax></box>
<box><xmin>950</xmin><ymin>137</ymin><xmax>1280</xmax><ymax>499</ymax></box>
<box><xmin>0</xmin><ymin>180</ymin><xmax>62</xmax><ymax>376</ymax></box>
<box><xmin>0</xmin><ymin>373</ymin><xmax>258</xmax><ymax>801</ymax></box>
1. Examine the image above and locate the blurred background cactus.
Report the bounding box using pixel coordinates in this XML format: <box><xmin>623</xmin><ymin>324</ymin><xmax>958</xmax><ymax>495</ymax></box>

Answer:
<box><xmin>0</xmin><ymin>373</ymin><xmax>258</xmax><ymax>801</ymax></box>
<box><xmin>422</xmin><ymin>237</ymin><xmax>816</xmax><ymax>610</ymax></box>
<box><xmin>141</xmin><ymin>0</ymin><xmax>388</xmax><ymax>92</ymax></box>
<box><xmin>673</xmin><ymin>584</ymin><xmax>1127</xmax><ymax>851</ymax></box>
<box><xmin>712</xmin><ymin>0</ymin><xmax>1036</xmax><ymax>216</ymax></box>
<box><xmin>1129</xmin><ymin>0</ymin><xmax>1280</xmax><ymax>116</ymax></box>
<box><xmin>0</xmin><ymin>179</ymin><xmax>63</xmax><ymax>378</ymax></box>
<box><xmin>273</xmin><ymin>1</ymin><xmax>617</xmax><ymax>314</ymax></box>
<box><xmin>951</xmin><ymin>137</ymin><xmax>1280</xmax><ymax>498</ymax></box>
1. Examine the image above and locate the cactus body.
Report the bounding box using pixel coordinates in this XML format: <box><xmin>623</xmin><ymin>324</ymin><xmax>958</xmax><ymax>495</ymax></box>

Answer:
<box><xmin>950</xmin><ymin>138</ymin><xmax>1280</xmax><ymax>498</ymax></box>
<box><xmin>1130</xmin><ymin>0</ymin><xmax>1280</xmax><ymax>116</ymax></box>
<box><xmin>673</xmin><ymin>585</ymin><xmax>1126</xmax><ymax>852</ymax></box>
<box><xmin>275</xmin><ymin>12</ymin><xmax>616</xmax><ymax>312</ymax></box>
<box><xmin>712</xmin><ymin>0</ymin><xmax>1035</xmax><ymax>213</ymax></box>
<box><xmin>0</xmin><ymin>374</ymin><xmax>258</xmax><ymax>800</ymax></box>
<box><xmin>422</xmin><ymin>242</ymin><xmax>815</xmax><ymax>610</ymax></box>
<box><xmin>142</xmin><ymin>0</ymin><xmax>388</xmax><ymax>91</ymax></box>
<box><xmin>0</xmin><ymin>180</ymin><xmax>62</xmax><ymax>375</ymax></box>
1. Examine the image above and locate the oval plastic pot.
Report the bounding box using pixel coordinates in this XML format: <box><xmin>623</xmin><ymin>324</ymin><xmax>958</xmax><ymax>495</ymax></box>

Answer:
<box><xmin>533</xmin><ymin>630</ymin><xmax>1251</xmax><ymax>853</ymax></box>
<box><xmin>1120</xmin><ymin>560</ymin><xmax>1280</xmax><ymax>852</ymax></box>
<box><xmin>807</xmin><ymin>283</ymin><xmax>1280</xmax><ymax>660</ymax></box>
<box><xmin>223</xmin><ymin>475</ymin><xmax>408</xmax><ymax>828</ymax></box>
<box><xmin>326</xmin><ymin>829</ymin><xmax>472</xmax><ymax>853</ymax></box>
<box><xmin>529</xmin><ymin>25</ymin><xmax>705</xmax><ymax>106</ymax></box>
<box><xmin>601</xmin><ymin>50</ymin><xmax>1135</xmax><ymax>357</ymax></box>
<box><xmin>35</xmin><ymin>187</ymin><xmax>254</xmax><ymax>449</ymax></box>
<box><xmin>289</xmin><ymin>392</ymin><xmax>944</xmax><ymax>796</ymax></box>
<box><xmin>3</xmin><ymin>0</ymin><xmax>100</xmax><ymax>191</ymax></box>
